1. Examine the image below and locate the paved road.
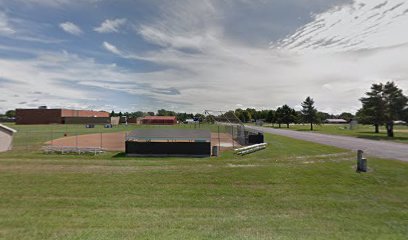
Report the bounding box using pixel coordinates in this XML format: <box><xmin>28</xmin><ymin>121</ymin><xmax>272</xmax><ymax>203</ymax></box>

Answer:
<box><xmin>247</xmin><ymin>126</ymin><xmax>408</xmax><ymax>162</ymax></box>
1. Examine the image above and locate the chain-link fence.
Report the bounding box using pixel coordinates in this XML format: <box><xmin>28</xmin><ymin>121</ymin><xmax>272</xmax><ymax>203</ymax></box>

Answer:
<box><xmin>7</xmin><ymin>123</ymin><xmax>253</xmax><ymax>155</ymax></box>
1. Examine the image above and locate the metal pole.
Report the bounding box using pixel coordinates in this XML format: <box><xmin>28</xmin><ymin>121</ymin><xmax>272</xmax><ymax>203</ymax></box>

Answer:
<box><xmin>26</xmin><ymin>131</ymin><xmax>28</xmax><ymax>152</ymax></box>
<box><xmin>218</xmin><ymin>125</ymin><xmax>220</xmax><ymax>150</ymax></box>
<box><xmin>100</xmin><ymin>132</ymin><xmax>103</xmax><ymax>150</ymax></box>
<box><xmin>232</xmin><ymin>126</ymin><xmax>234</xmax><ymax>149</ymax></box>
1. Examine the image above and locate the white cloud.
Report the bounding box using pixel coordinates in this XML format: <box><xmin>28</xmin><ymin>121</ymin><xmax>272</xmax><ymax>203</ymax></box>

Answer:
<box><xmin>59</xmin><ymin>22</ymin><xmax>82</xmax><ymax>36</ymax></box>
<box><xmin>1</xmin><ymin>0</ymin><xmax>407</xmax><ymax>114</ymax></box>
<box><xmin>94</xmin><ymin>18</ymin><xmax>126</xmax><ymax>33</ymax></box>
<box><xmin>102</xmin><ymin>41</ymin><xmax>121</xmax><ymax>55</ymax></box>
<box><xmin>0</xmin><ymin>12</ymin><xmax>15</xmax><ymax>35</ymax></box>
<box><xmin>0</xmin><ymin>11</ymin><xmax>63</xmax><ymax>43</ymax></box>
<box><xmin>0</xmin><ymin>48</ymin><xmax>136</xmax><ymax>112</ymax></box>
<box><xmin>112</xmin><ymin>0</ymin><xmax>408</xmax><ymax>113</ymax></box>
<box><xmin>10</xmin><ymin>0</ymin><xmax>102</xmax><ymax>7</ymax></box>
<box><xmin>273</xmin><ymin>0</ymin><xmax>408</xmax><ymax>53</ymax></box>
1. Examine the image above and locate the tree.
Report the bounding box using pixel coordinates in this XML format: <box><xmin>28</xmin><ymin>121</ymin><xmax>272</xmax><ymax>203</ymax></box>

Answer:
<box><xmin>234</xmin><ymin>108</ymin><xmax>252</xmax><ymax>123</ymax></box>
<box><xmin>359</xmin><ymin>81</ymin><xmax>408</xmax><ymax>136</ymax></box>
<box><xmin>129</xmin><ymin>111</ymin><xmax>146</xmax><ymax>118</ymax></box>
<box><xmin>276</xmin><ymin>105</ymin><xmax>296</xmax><ymax>128</ymax></box>
<box><xmin>266</xmin><ymin>110</ymin><xmax>275</xmax><ymax>124</ymax></box>
<box><xmin>359</xmin><ymin>83</ymin><xmax>386</xmax><ymax>133</ymax></box>
<box><xmin>176</xmin><ymin>112</ymin><xmax>194</xmax><ymax>122</ymax></box>
<box><xmin>5</xmin><ymin>110</ymin><xmax>15</xmax><ymax>118</ymax></box>
<box><xmin>383</xmin><ymin>82</ymin><xmax>408</xmax><ymax>137</ymax></box>
<box><xmin>242</xmin><ymin>110</ymin><xmax>251</xmax><ymax>123</ymax></box>
<box><xmin>301</xmin><ymin>96</ymin><xmax>318</xmax><ymax>131</ymax></box>
<box><xmin>245</xmin><ymin>108</ymin><xmax>257</xmax><ymax>121</ymax></box>
<box><xmin>317</xmin><ymin>112</ymin><xmax>330</xmax><ymax>123</ymax></box>
<box><xmin>338</xmin><ymin>112</ymin><xmax>354</xmax><ymax>122</ymax></box>
<box><xmin>157</xmin><ymin>109</ymin><xmax>176</xmax><ymax>116</ymax></box>
<box><xmin>194</xmin><ymin>113</ymin><xmax>205</xmax><ymax>122</ymax></box>
<box><xmin>403</xmin><ymin>107</ymin><xmax>408</xmax><ymax>122</ymax></box>
<box><xmin>257</xmin><ymin>110</ymin><xmax>270</xmax><ymax>120</ymax></box>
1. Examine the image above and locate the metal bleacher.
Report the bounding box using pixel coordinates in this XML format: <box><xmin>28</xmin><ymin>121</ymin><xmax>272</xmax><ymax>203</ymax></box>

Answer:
<box><xmin>42</xmin><ymin>145</ymin><xmax>104</xmax><ymax>155</ymax></box>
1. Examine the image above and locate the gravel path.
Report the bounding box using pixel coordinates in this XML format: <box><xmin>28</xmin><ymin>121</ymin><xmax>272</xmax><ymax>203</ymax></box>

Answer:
<box><xmin>247</xmin><ymin>126</ymin><xmax>408</xmax><ymax>162</ymax></box>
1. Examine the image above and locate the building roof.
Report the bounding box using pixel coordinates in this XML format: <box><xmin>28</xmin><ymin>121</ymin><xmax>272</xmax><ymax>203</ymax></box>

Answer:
<box><xmin>0</xmin><ymin>124</ymin><xmax>17</xmax><ymax>134</ymax></box>
<box><xmin>325</xmin><ymin>119</ymin><xmax>348</xmax><ymax>123</ymax></box>
<box><xmin>143</xmin><ymin>116</ymin><xmax>177</xmax><ymax>120</ymax></box>
<box><xmin>126</xmin><ymin>129</ymin><xmax>211</xmax><ymax>142</ymax></box>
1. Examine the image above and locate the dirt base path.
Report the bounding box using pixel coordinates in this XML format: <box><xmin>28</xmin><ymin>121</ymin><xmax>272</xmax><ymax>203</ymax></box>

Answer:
<box><xmin>247</xmin><ymin>126</ymin><xmax>408</xmax><ymax>162</ymax></box>
<box><xmin>46</xmin><ymin>132</ymin><xmax>126</xmax><ymax>151</ymax></box>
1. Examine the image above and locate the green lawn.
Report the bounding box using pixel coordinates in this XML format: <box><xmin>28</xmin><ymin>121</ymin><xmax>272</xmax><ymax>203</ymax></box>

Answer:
<box><xmin>264</xmin><ymin>123</ymin><xmax>408</xmax><ymax>144</ymax></box>
<box><xmin>0</xmin><ymin>124</ymin><xmax>407</xmax><ymax>239</ymax></box>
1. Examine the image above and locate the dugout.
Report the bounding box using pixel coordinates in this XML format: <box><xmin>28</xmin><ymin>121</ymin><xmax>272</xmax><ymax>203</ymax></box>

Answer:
<box><xmin>125</xmin><ymin>129</ymin><xmax>211</xmax><ymax>157</ymax></box>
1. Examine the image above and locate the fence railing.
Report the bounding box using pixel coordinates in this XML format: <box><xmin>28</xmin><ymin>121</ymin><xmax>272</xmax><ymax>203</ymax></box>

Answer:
<box><xmin>234</xmin><ymin>143</ymin><xmax>267</xmax><ymax>155</ymax></box>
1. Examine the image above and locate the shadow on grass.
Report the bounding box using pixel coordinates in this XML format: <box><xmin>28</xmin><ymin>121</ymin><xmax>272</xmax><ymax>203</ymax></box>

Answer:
<box><xmin>358</xmin><ymin>131</ymin><xmax>386</xmax><ymax>134</ymax></box>
<box><xmin>112</xmin><ymin>152</ymin><xmax>127</xmax><ymax>158</ymax></box>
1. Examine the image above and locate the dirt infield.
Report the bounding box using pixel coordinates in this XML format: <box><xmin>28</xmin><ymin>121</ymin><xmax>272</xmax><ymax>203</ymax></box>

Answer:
<box><xmin>46</xmin><ymin>132</ymin><xmax>126</xmax><ymax>151</ymax></box>
<box><xmin>46</xmin><ymin>132</ymin><xmax>240</xmax><ymax>152</ymax></box>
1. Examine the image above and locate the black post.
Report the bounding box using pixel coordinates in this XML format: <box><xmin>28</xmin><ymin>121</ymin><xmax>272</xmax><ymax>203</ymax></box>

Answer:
<box><xmin>218</xmin><ymin>125</ymin><xmax>220</xmax><ymax>150</ymax></box>
<box><xmin>386</xmin><ymin>121</ymin><xmax>394</xmax><ymax>137</ymax></box>
<box><xmin>357</xmin><ymin>150</ymin><xmax>367</xmax><ymax>172</ymax></box>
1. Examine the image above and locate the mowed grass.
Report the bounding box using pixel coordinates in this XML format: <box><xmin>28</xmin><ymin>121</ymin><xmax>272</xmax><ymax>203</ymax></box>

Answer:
<box><xmin>265</xmin><ymin>123</ymin><xmax>408</xmax><ymax>144</ymax></box>
<box><xmin>0</xmin><ymin>127</ymin><xmax>407</xmax><ymax>239</ymax></box>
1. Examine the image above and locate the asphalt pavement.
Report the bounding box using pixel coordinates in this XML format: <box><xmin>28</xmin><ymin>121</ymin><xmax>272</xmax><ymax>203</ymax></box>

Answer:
<box><xmin>246</xmin><ymin>126</ymin><xmax>408</xmax><ymax>162</ymax></box>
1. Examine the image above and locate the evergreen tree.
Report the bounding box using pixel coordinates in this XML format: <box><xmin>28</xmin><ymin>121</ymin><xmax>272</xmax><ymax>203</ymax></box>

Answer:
<box><xmin>301</xmin><ymin>96</ymin><xmax>318</xmax><ymax>131</ymax></box>
<box><xmin>383</xmin><ymin>81</ymin><xmax>408</xmax><ymax>137</ymax></box>
<box><xmin>359</xmin><ymin>83</ymin><xmax>386</xmax><ymax>133</ymax></box>
<box><xmin>359</xmin><ymin>82</ymin><xmax>407</xmax><ymax>136</ymax></box>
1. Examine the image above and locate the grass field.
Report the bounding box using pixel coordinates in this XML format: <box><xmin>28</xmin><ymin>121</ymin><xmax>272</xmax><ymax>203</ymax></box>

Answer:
<box><xmin>0</xmin><ymin>124</ymin><xmax>407</xmax><ymax>239</ymax></box>
<box><xmin>264</xmin><ymin>123</ymin><xmax>408</xmax><ymax>144</ymax></box>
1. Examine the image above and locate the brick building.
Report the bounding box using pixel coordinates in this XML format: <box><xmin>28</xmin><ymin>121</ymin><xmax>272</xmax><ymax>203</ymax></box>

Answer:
<box><xmin>140</xmin><ymin>116</ymin><xmax>177</xmax><ymax>125</ymax></box>
<box><xmin>15</xmin><ymin>108</ymin><xmax>110</xmax><ymax>125</ymax></box>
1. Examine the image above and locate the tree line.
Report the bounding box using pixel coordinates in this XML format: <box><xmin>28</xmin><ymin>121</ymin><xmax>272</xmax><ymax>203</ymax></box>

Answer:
<box><xmin>112</xmin><ymin>81</ymin><xmax>406</xmax><ymax>137</ymax></box>
<box><xmin>1</xmin><ymin>81</ymin><xmax>407</xmax><ymax>137</ymax></box>
<box><xmin>110</xmin><ymin>109</ymin><xmax>205</xmax><ymax>123</ymax></box>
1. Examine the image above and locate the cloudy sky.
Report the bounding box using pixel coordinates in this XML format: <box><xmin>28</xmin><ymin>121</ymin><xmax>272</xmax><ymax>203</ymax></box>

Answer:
<box><xmin>0</xmin><ymin>0</ymin><xmax>407</xmax><ymax>114</ymax></box>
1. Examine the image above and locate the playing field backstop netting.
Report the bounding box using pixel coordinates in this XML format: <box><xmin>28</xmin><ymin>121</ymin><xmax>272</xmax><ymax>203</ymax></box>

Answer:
<box><xmin>5</xmin><ymin>121</ymin><xmax>262</xmax><ymax>155</ymax></box>
<box><xmin>2</xmin><ymin>110</ymin><xmax>263</xmax><ymax>155</ymax></box>
<box><xmin>203</xmin><ymin>110</ymin><xmax>264</xmax><ymax>146</ymax></box>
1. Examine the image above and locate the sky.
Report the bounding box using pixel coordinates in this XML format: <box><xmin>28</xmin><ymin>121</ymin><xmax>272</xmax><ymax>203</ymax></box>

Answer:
<box><xmin>0</xmin><ymin>0</ymin><xmax>407</xmax><ymax>114</ymax></box>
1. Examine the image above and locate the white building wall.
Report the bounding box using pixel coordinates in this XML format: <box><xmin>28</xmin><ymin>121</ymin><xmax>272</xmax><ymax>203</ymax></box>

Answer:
<box><xmin>0</xmin><ymin>128</ymin><xmax>14</xmax><ymax>152</ymax></box>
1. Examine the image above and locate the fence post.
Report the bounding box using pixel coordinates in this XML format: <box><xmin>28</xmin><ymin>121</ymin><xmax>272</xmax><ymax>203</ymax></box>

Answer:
<box><xmin>232</xmin><ymin>126</ymin><xmax>234</xmax><ymax>149</ymax></box>
<box><xmin>218</xmin><ymin>125</ymin><xmax>221</xmax><ymax>150</ymax></box>
<box><xmin>76</xmin><ymin>133</ymin><xmax>78</xmax><ymax>151</ymax></box>
<box><xmin>26</xmin><ymin>131</ymin><xmax>28</xmax><ymax>152</ymax></box>
<box><xmin>100</xmin><ymin>132</ymin><xmax>103</xmax><ymax>150</ymax></box>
